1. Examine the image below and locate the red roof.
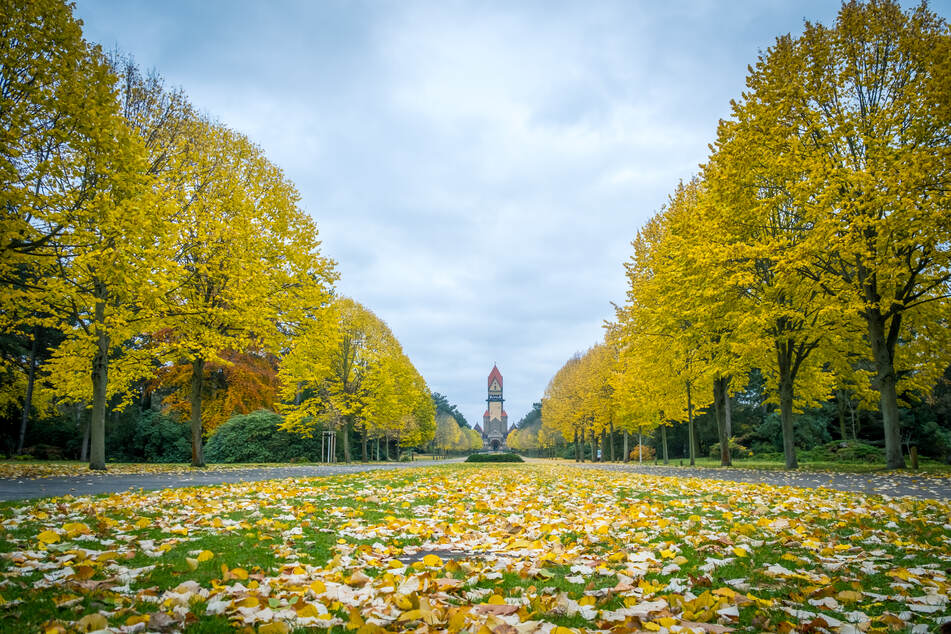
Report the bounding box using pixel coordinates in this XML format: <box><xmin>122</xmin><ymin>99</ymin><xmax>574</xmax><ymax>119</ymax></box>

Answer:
<box><xmin>502</xmin><ymin>410</ymin><xmax>508</xmax><ymax>418</ymax></box>
<box><xmin>488</xmin><ymin>364</ymin><xmax>503</xmax><ymax>389</ymax></box>
<box><xmin>483</xmin><ymin>410</ymin><xmax>489</xmax><ymax>418</ymax></box>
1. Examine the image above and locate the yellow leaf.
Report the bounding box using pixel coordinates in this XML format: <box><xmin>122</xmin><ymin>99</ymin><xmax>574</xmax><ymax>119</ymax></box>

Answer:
<box><xmin>37</xmin><ymin>530</ymin><xmax>60</xmax><ymax>544</ymax></box>
<box><xmin>310</xmin><ymin>580</ymin><xmax>326</xmax><ymax>594</ymax></box>
<box><xmin>197</xmin><ymin>550</ymin><xmax>214</xmax><ymax>562</ymax></box>
<box><xmin>134</xmin><ymin>518</ymin><xmax>150</xmax><ymax>529</ymax></box>
<box><xmin>422</xmin><ymin>553</ymin><xmax>443</xmax><ymax>567</ymax></box>
<box><xmin>398</xmin><ymin>609</ymin><xmax>424</xmax><ymax>622</ymax></box>
<box><xmin>230</xmin><ymin>567</ymin><xmax>249</xmax><ymax>580</ymax></box>
<box><xmin>837</xmin><ymin>590</ymin><xmax>863</xmax><ymax>602</ymax></box>
<box><xmin>487</xmin><ymin>594</ymin><xmax>505</xmax><ymax>605</ymax></box>
<box><xmin>235</xmin><ymin>596</ymin><xmax>258</xmax><ymax>608</ymax></box>
<box><xmin>732</xmin><ymin>547</ymin><xmax>748</xmax><ymax>557</ymax></box>
<box><xmin>295</xmin><ymin>603</ymin><xmax>321</xmax><ymax>618</ymax></box>
<box><xmin>63</xmin><ymin>522</ymin><xmax>90</xmax><ymax>538</ymax></box>
<box><xmin>259</xmin><ymin>624</ymin><xmax>291</xmax><ymax>634</ymax></box>
<box><xmin>660</xmin><ymin>549</ymin><xmax>675</xmax><ymax>559</ymax></box>
<box><xmin>76</xmin><ymin>614</ymin><xmax>108</xmax><ymax>631</ymax></box>
<box><xmin>185</xmin><ymin>557</ymin><xmax>198</xmax><ymax>571</ymax></box>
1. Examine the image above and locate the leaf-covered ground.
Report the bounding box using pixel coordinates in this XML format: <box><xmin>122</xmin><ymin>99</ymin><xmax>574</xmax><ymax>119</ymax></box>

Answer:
<box><xmin>1</xmin><ymin>464</ymin><xmax>948</xmax><ymax>633</ymax></box>
<box><xmin>0</xmin><ymin>463</ymin><xmax>266</xmax><ymax>480</ymax></box>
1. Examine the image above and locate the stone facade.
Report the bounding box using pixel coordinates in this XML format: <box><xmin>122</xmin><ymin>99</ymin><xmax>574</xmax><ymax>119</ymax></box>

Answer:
<box><xmin>482</xmin><ymin>365</ymin><xmax>509</xmax><ymax>450</ymax></box>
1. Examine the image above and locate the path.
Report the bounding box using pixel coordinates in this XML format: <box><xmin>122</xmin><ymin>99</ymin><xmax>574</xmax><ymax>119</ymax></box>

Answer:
<box><xmin>3</xmin><ymin>459</ymin><xmax>948</xmax><ymax>502</ymax></box>
<box><xmin>573</xmin><ymin>461</ymin><xmax>951</xmax><ymax>500</ymax></box>
<box><xmin>0</xmin><ymin>460</ymin><xmax>463</xmax><ymax>502</ymax></box>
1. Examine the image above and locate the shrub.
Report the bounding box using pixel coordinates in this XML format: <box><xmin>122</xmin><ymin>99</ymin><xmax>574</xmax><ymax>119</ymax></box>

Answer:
<box><xmin>132</xmin><ymin>411</ymin><xmax>191</xmax><ymax>463</ymax></box>
<box><xmin>205</xmin><ymin>410</ymin><xmax>322</xmax><ymax>463</ymax></box>
<box><xmin>629</xmin><ymin>444</ymin><xmax>655</xmax><ymax>461</ymax></box>
<box><xmin>708</xmin><ymin>438</ymin><xmax>753</xmax><ymax>460</ymax></box>
<box><xmin>465</xmin><ymin>453</ymin><xmax>524</xmax><ymax>463</ymax></box>
<box><xmin>799</xmin><ymin>440</ymin><xmax>883</xmax><ymax>463</ymax></box>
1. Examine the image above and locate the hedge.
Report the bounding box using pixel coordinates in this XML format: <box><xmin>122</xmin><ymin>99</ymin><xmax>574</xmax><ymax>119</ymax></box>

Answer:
<box><xmin>465</xmin><ymin>453</ymin><xmax>524</xmax><ymax>463</ymax></box>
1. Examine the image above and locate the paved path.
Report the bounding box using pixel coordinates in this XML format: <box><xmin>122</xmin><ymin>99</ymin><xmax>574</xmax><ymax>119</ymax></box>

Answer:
<box><xmin>0</xmin><ymin>460</ymin><xmax>462</xmax><ymax>502</ymax></box>
<box><xmin>574</xmin><ymin>462</ymin><xmax>951</xmax><ymax>500</ymax></box>
<box><xmin>3</xmin><ymin>459</ymin><xmax>948</xmax><ymax>502</ymax></box>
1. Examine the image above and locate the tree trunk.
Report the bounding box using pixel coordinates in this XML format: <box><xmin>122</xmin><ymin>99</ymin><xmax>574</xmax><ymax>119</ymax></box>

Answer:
<box><xmin>638</xmin><ymin>430</ymin><xmax>643</xmax><ymax>463</ymax></box>
<box><xmin>686</xmin><ymin>380</ymin><xmax>696</xmax><ymax>466</ymax></box>
<box><xmin>343</xmin><ymin>421</ymin><xmax>351</xmax><ymax>463</ymax></box>
<box><xmin>17</xmin><ymin>329</ymin><xmax>38</xmax><ymax>455</ymax></box>
<box><xmin>600</xmin><ymin>428</ymin><xmax>606</xmax><ymax>462</ymax></box>
<box><xmin>77</xmin><ymin>402</ymin><xmax>89</xmax><ymax>463</ymax></box>
<box><xmin>714</xmin><ymin>376</ymin><xmax>732</xmax><ymax>467</ymax></box>
<box><xmin>190</xmin><ymin>357</ymin><xmax>206</xmax><ymax>467</ymax></box>
<box><xmin>779</xmin><ymin>375</ymin><xmax>798</xmax><ymax>469</ymax></box>
<box><xmin>623</xmin><ymin>430</ymin><xmax>629</xmax><ymax>463</ymax></box>
<box><xmin>609</xmin><ymin>423</ymin><xmax>615</xmax><ymax>462</ymax></box>
<box><xmin>866</xmin><ymin>310</ymin><xmax>905</xmax><ymax>468</ymax></box>
<box><xmin>361</xmin><ymin>422</ymin><xmax>367</xmax><ymax>462</ymax></box>
<box><xmin>836</xmin><ymin>389</ymin><xmax>850</xmax><ymax>441</ymax></box>
<box><xmin>589</xmin><ymin>428</ymin><xmax>597</xmax><ymax>463</ymax></box>
<box><xmin>661</xmin><ymin>424</ymin><xmax>669</xmax><ymax>464</ymax></box>
<box><xmin>574</xmin><ymin>428</ymin><xmax>580</xmax><ymax>462</ymax></box>
<box><xmin>89</xmin><ymin>325</ymin><xmax>109</xmax><ymax>471</ymax></box>
<box><xmin>724</xmin><ymin>386</ymin><xmax>732</xmax><ymax>440</ymax></box>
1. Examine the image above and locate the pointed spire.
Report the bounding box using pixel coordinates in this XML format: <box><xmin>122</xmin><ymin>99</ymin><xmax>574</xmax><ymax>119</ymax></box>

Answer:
<box><xmin>488</xmin><ymin>364</ymin><xmax>503</xmax><ymax>389</ymax></box>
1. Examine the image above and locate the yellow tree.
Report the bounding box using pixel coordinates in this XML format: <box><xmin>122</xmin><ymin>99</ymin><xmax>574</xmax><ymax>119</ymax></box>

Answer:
<box><xmin>541</xmin><ymin>354</ymin><xmax>586</xmax><ymax>461</ymax></box>
<box><xmin>279</xmin><ymin>298</ymin><xmax>431</xmax><ymax>462</ymax></box>
<box><xmin>615</xmin><ymin>204</ymin><xmax>716</xmax><ymax>465</ymax></box>
<box><xmin>0</xmin><ymin>0</ymin><xmax>165</xmax><ymax>470</ymax></box>
<box><xmin>720</xmin><ymin>0</ymin><xmax>951</xmax><ymax>468</ymax></box>
<box><xmin>435</xmin><ymin>413</ymin><xmax>461</xmax><ymax>457</ymax></box>
<box><xmin>155</xmin><ymin>120</ymin><xmax>335</xmax><ymax>466</ymax></box>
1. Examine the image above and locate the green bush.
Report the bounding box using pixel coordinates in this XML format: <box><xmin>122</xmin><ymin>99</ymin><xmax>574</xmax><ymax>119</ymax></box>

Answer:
<box><xmin>465</xmin><ymin>452</ymin><xmax>524</xmax><ymax>463</ymax></box>
<box><xmin>799</xmin><ymin>440</ymin><xmax>883</xmax><ymax>463</ymax></box>
<box><xmin>205</xmin><ymin>410</ymin><xmax>322</xmax><ymax>463</ymax></box>
<box><xmin>132</xmin><ymin>411</ymin><xmax>191</xmax><ymax>463</ymax></box>
<box><xmin>708</xmin><ymin>438</ymin><xmax>753</xmax><ymax>460</ymax></box>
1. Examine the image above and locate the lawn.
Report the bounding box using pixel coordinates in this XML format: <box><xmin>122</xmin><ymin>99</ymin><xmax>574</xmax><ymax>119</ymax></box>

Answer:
<box><xmin>0</xmin><ymin>464</ymin><xmax>948</xmax><ymax>633</ymax></box>
<box><xmin>556</xmin><ymin>456</ymin><xmax>951</xmax><ymax>474</ymax></box>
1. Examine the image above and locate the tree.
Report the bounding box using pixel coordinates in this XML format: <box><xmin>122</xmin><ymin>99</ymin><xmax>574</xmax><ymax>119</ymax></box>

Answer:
<box><xmin>154</xmin><ymin>119</ymin><xmax>335</xmax><ymax>466</ymax></box>
<box><xmin>1</xmin><ymin>1</ymin><xmax>163</xmax><ymax>470</ymax></box>
<box><xmin>435</xmin><ymin>413</ymin><xmax>461</xmax><ymax>457</ymax></box>
<box><xmin>279</xmin><ymin>298</ymin><xmax>433</xmax><ymax>462</ymax></box>
<box><xmin>719</xmin><ymin>0</ymin><xmax>951</xmax><ymax>468</ymax></box>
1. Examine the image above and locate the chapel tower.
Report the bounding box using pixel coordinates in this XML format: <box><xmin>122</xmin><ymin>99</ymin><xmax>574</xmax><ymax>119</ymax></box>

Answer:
<box><xmin>482</xmin><ymin>365</ymin><xmax>509</xmax><ymax>450</ymax></box>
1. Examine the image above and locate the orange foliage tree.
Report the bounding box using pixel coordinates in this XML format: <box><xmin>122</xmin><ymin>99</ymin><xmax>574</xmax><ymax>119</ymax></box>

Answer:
<box><xmin>152</xmin><ymin>349</ymin><xmax>278</xmax><ymax>436</ymax></box>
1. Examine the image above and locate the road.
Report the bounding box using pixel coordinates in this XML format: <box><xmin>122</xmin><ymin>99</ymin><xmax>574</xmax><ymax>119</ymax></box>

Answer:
<box><xmin>1</xmin><ymin>459</ymin><xmax>948</xmax><ymax>502</ymax></box>
<box><xmin>0</xmin><ymin>460</ymin><xmax>461</xmax><ymax>502</ymax></box>
<box><xmin>574</xmin><ymin>461</ymin><xmax>951</xmax><ymax>500</ymax></box>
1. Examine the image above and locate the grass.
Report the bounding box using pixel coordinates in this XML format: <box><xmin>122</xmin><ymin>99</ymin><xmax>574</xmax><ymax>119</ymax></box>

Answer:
<box><xmin>542</xmin><ymin>455</ymin><xmax>951</xmax><ymax>473</ymax></box>
<box><xmin>0</xmin><ymin>463</ymin><xmax>948</xmax><ymax>632</ymax></box>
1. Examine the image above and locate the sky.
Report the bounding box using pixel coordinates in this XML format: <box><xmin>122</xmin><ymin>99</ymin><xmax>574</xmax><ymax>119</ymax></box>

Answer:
<box><xmin>73</xmin><ymin>0</ymin><xmax>947</xmax><ymax>428</ymax></box>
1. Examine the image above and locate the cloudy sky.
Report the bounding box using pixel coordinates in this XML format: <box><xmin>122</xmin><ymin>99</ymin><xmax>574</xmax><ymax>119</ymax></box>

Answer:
<box><xmin>73</xmin><ymin>0</ymin><xmax>934</xmax><ymax>427</ymax></box>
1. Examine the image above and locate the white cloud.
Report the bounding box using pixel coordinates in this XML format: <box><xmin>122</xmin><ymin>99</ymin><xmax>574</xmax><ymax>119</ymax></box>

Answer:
<box><xmin>72</xmin><ymin>0</ymin><xmax>883</xmax><ymax>425</ymax></box>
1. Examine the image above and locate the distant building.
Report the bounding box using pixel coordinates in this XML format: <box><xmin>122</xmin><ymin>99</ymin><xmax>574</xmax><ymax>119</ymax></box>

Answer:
<box><xmin>481</xmin><ymin>365</ymin><xmax>509</xmax><ymax>450</ymax></box>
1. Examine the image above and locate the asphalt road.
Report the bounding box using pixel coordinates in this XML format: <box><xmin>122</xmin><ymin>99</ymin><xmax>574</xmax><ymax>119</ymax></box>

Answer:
<box><xmin>1</xmin><ymin>459</ymin><xmax>947</xmax><ymax>502</ymax></box>
<box><xmin>575</xmin><ymin>462</ymin><xmax>951</xmax><ymax>500</ymax></box>
<box><xmin>0</xmin><ymin>460</ymin><xmax>461</xmax><ymax>502</ymax></box>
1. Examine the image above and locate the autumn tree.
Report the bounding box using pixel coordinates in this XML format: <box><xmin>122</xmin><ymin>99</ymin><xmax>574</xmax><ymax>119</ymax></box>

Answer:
<box><xmin>0</xmin><ymin>0</ymin><xmax>164</xmax><ymax>470</ymax></box>
<box><xmin>154</xmin><ymin>119</ymin><xmax>335</xmax><ymax>467</ymax></box>
<box><xmin>718</xmin><ymin>0</ymin><xmax>951</xmax><ymax>468</ymax></box>
<box><xmin>279</xmin><ymin>298</ymin><xmax>433</xmax><ymax>462</ymax></box>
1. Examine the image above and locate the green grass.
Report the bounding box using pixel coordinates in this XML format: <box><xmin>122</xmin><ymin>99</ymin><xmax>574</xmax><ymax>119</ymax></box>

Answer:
<box><xmin>0</xmin><ymin>463</ymin><xmax>948</xmax><ymax>632</ymax></box>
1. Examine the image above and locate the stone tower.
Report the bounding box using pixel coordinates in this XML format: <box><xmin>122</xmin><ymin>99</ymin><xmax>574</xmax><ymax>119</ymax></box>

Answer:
<box><xmin>482</xmin><ymin>365</ymin><xmax>509</xmax><ymax>450</ymax></box>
